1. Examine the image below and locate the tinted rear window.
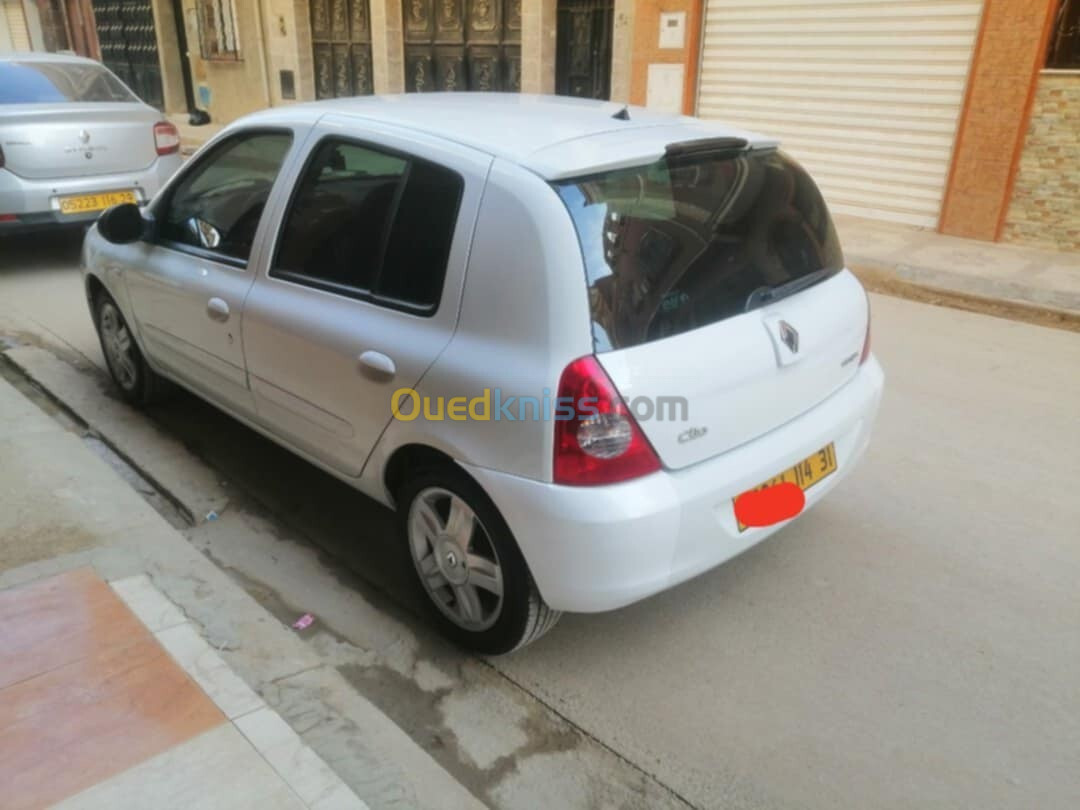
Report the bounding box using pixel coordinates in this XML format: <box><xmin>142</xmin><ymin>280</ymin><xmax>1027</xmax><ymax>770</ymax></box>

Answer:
<box><xmin>0</xmin><ymin>62</ymin><xmax>136</xmax><ymax>104</ymax></box>
<box><xmin>555</xmin><ymin>150</ymin><xmax>843</xmax><ymax>351</ymax></box>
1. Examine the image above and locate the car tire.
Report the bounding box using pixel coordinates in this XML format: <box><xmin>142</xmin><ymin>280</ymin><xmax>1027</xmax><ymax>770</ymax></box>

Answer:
<box><xmin>93</xmin><ymin>292</ymin><xmax>167</xmax><ymax>407</ymax></box>
<box><xmin>398</xmin><ymin>466</ymin><xmax>560</xmax><ymax>655</ymax></box>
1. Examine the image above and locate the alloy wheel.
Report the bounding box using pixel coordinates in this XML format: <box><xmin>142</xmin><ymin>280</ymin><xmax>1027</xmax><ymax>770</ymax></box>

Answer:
<box><xmin>99</xmin><ymin>302</ymin><xmax>138</xmax><ymax>392</ymax></box>
<box><xmin>408</xmin><ymin>486</ymin><xmax>505</xmax><ymax>632</ymax></box>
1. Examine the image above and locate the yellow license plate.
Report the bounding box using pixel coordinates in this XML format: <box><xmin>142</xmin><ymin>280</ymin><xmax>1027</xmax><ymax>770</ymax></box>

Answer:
<box><xmin>736</xmin><ymin>443</ymin><xmax>837</xmax><ymax>532</ymax></box>
<box><xmin>58</xmin><ymin>190</ymin><xmax>137</xmax><ymax>215</ymax></box>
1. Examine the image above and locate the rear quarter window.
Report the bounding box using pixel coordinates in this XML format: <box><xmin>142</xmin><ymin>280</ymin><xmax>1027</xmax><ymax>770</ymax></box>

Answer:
<box><xmin>555</xmin><ymin>149</ymin><xmax>843</xmax><ymax>351</ymax></box>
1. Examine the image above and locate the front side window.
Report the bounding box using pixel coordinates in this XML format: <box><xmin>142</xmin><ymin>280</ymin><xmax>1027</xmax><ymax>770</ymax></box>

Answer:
<box><xmin>555</xmin><ymin>149</ymin><xmax>843</xmax><ymax>351</ymax></box>
<box><xmin>0</xmin><ymin>62</ymin><xmax>136</xmax><ymax>104</ymax></box>
<box><xmin>274</xmin><ymin>138</ymin><xmax>463</xmax><ymax>312</ymax></box>
<box><xmin>158</xmin><ymin>131</ymin><xmax>293</xmax><ymax>262</ymax></box>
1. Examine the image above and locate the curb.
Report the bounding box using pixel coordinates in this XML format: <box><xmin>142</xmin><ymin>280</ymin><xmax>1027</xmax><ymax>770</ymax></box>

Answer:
<box><xmin>849</xmin><ymin>262</ymin><xmax>1080</xmax><ymax>334</ymax></box>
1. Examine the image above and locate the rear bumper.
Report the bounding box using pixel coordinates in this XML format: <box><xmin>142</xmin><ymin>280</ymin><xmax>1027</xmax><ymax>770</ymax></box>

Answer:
<box><xmin>0</xmin><ymin>156</ymin><xmax>181</xmax><ymax>233</ymax></box>
<box><xmin>464</xmin><ymin>356</ymin><xmax>885</xmax><ymax>613</ymax></box>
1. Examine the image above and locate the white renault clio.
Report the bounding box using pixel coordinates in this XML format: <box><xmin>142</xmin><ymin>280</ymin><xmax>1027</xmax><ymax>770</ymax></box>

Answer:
<box><xmin>82</xmin><ymin>94</ymin><xmax>883</xmax><ymax>654</ymax></box>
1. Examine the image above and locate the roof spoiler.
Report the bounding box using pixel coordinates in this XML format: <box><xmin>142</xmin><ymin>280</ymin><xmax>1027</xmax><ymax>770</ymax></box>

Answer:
<box><xmin>664</xmin><ymin>137</ymin><xmax>750</xmax><ymax>160</ymax></box>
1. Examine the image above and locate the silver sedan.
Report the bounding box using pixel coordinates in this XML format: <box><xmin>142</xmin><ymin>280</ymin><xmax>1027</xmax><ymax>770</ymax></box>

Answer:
<box><xmin>0</xmin><ymin>52</ymin><xmax>183</xmax><ymax>234</ymax></box>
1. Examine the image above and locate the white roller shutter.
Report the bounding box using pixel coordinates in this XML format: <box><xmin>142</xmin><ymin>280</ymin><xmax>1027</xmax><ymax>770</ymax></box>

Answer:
<box><xmin>697</xmin><ymin>0</ymin><xmax>984</xmax><ymax>227</ymax></box>
<box><xmin>2</xmin><ymin>0</ymin><xmax>32</xmax><ymax>51</ymax></box>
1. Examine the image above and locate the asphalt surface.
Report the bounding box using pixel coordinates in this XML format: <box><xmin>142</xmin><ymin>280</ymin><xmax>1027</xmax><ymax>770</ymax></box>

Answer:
<box><xmin>2</xmin><ymin>230</ymin><xmax>1078</xmax><ymax>809</ymax></box>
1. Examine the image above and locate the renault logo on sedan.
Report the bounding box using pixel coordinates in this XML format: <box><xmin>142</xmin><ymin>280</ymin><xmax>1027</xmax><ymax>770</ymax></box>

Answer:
<box><xmin>78</xmin><ymin>129</ymin><xmax>91</xmax><ymax>143</ymax></box>
<box><xmin>779</xmin><ymin>320</ymin><xmax>799</xmax><ymax>353</ymax></box>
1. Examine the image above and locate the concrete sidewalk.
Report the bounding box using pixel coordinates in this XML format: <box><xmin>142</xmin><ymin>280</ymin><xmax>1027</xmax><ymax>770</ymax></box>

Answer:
<box><xmin>0</xmin><ymin>371</ymin><xmax>484</xmax><ymax>810</ymax></box>
<box><xmin>836</xmin><ymin>214</ymin><xmax>1080</xmax><ymax>327</ymax></box>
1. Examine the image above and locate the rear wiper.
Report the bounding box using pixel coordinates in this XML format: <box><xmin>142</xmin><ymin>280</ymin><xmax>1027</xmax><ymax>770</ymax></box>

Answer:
<box><xmin>744</xmin><ymin>268</ymin><xmax>834</xmax><ymax>312</ymax></box>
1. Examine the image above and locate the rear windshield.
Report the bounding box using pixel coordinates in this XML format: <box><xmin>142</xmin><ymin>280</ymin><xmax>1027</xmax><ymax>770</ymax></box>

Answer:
<box><xmin>0</xmin><ymin>62</ymin><xmax>136</xmax><ymax>104</ymax></box>
<box><xmin>555</xmin><ymin>149</ymin><xmax>843</xmax><ymax>351</ymax></box>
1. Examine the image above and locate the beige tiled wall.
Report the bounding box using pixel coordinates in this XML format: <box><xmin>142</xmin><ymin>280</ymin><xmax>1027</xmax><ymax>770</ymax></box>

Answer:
<box><xmin>1003</xmin><ymin>72</ymin><xmax>1080</xmax><ymax>253</ymax></box>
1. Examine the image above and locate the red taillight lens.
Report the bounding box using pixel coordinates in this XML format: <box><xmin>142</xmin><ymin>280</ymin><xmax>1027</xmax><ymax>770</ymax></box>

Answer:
<box><xmin>553</xmin><ymin>356</ymin><xmax>662</xmax><ymax>486</ymax></box>
<box><xmin>859</xmin><ymin>299</ymin><xmax>872</xmax><ymax>365</ymax></box>
<box><xmin>153</xmin><ymin>121</ymin><xmax>180</xmax><ymax>156</ymax></box>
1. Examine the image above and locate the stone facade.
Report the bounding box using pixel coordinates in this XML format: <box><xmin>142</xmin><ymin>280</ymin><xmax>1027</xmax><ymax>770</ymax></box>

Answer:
<box><xmin>1003</xmin><ymin>72</ymin><xmax>1080</xmax><ymax>252</ymax></box>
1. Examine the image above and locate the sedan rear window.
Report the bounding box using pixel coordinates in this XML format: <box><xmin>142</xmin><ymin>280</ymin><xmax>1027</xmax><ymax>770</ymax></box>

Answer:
<box><xmin>0</xmin><ymin>62</ymin><xmax>136</xmax><ymax>104</ymax></box>
<box><xmin>555</xmin><ymin>149</ymin><xmax>843</xmax><ymax>351</ymax></box>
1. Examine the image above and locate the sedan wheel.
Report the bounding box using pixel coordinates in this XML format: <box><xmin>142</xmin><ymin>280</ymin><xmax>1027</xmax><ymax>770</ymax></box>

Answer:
<box><xmin>408</xmin><ymin>487</ymin><xmax>504</xmax><ymax>632</ymax></box>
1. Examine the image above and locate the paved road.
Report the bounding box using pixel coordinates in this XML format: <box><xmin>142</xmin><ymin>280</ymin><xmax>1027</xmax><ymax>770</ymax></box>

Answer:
<box><xmin>2</xmin><ymin>232</ymin><xmax>1078</xmax><ymax>809</ymax></box>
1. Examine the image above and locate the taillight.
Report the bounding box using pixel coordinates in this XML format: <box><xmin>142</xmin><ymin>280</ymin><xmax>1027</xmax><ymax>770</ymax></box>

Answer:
<box><xmin>859</xmin><ymin>298</ymin><xmax>872</xmax><ymax>365</ymax></box>
<box><xmin>553</xmin><ymin>356</ymin><xmax>662</xmax><ymax>486</ymax></box>
<box><xmin>153</xmin><ymin>121</ymin><xmax>180</xmax><ymax>156</ymax></box>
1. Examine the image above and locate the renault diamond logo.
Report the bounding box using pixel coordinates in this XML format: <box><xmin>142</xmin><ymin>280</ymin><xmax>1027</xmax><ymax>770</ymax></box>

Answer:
<box><xmin>78</xmin><ymin>129</ymin><xmax>91</xmax><ymax>143</ymax></box>
<box><xmin>778</xmin><ymin>321</ymin><xmax>799</xmax><ymax>354</ymax></box>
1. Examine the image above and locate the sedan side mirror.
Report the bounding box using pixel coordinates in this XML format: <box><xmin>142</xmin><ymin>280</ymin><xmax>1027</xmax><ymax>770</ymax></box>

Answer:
<box><xmin>97</xmin><ymin>203</ymin><xmax>147</xmax><ymax>244</ymax></box>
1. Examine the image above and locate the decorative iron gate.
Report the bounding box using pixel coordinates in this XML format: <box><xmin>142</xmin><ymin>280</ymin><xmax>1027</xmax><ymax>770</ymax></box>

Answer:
<box><xmin>91</xmin><ymin>0</ymin><xmax>164</xmax><ymax>108</ymax></box>
<box><xmin>555</xmin><ymin>0</ymin><xmax>612</xmax><ymax>99</ymax></box>
<box><xmin>403</xmin><ymin>0</ymin><xmax>521</xmax><ymax>92</ymax></box>
<box><xmin>311</xmin><ymin>0</ymin><xmax>374</xmax><ymax>97</ymax></box>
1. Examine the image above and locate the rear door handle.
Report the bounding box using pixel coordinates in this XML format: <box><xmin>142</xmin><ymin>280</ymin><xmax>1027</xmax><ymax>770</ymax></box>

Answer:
<box><xmin>358</xmin><ymin>350</ymin><xmax>396</xmax><ymax>378</ymax></box>
<box><xmin>207</xmin><ymin>297</ymin><xmax>230</xmax><ymax>322</ymax></box>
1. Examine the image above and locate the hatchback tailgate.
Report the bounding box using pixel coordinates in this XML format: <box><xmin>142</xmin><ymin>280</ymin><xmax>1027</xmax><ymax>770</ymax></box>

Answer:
<box><xmin>598</xmin><ymin>271</ymin><xmax>867</xmax><ymax>469</ymax></box>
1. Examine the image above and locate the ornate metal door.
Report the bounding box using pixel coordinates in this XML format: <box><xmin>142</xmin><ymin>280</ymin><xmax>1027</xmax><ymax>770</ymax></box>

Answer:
<box><xmin>403</xmin><ymin>0</ymin><xmax>521</xmax><ymax>92</ymax></box>
<box><xmin>90</xmin><ymin>0</ymin><xmax>164</xmax><ymax>108</ymax></box>
<box><xmin>555</xmin><ymin>0</ymin><xmax>613</xmax><ymax>99</ymax></box>
<box><xmin>311</xmin><ymin>0</ymin><xmax>374</xmax><ymax>98</ymax></box>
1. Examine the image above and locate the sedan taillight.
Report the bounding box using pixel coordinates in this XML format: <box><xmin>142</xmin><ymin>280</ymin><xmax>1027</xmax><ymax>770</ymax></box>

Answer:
<box><xmin>153</xmin><ymin>121</ymin><xmax>180</xmax><ymax>156</ymax></box>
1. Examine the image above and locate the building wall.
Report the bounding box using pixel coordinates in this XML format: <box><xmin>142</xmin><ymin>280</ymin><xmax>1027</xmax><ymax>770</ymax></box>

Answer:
<box><xmin>179</xmin><ymin>0</ymin><xmax>273</xmax><ymax>122</ymax></box>
<box><xmin>938</xmin><ymin>0</ymin><xmax>1058</xmax><ymax>241</ymax></box>
<box><xmin>1002</xmin><ymin>71</ymin><xmax>1080</xmax><ymax>251</ymax></box>
<box><xmin>628</xmin><ymin>0</ymin><xmax>699</xmax><ymax>114</ymax></box>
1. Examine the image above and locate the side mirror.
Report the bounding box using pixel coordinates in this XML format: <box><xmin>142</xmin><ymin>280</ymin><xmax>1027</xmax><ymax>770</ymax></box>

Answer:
<box><xmin>97</xmin><ymin>203</ymin><xmax>146</xmax><ymax>244</ymax></box>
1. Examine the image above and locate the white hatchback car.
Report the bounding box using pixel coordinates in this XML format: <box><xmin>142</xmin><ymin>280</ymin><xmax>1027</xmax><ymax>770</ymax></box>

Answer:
<box><xmin>82</xmin><ymin>94</ymin><xmax>883</xmax><ymax>654</ymax></box>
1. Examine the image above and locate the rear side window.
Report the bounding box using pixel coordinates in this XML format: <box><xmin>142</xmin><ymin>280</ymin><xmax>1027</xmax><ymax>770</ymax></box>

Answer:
<box><xmin>555</xmin><ymin>150</ymin><xmax>843</xmax><ymax>351</ymax></box>
<box><xmin>0</xmin><ymin>62</ymin><xmax>136</xmax><ymax>104</ymax></box>
<box><xmin>273</xmin><ymin>138</ymin><xmax>463</xmax><ymax>313</ymax></box>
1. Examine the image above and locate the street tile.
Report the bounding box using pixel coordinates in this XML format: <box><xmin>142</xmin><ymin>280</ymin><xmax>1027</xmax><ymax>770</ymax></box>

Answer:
<box><xmin>235</xmin><ymin>707</ymin><xmax>369</xmax><ymax>810</ymax></box>
<box><xmin>0</xmin><ymin>632</ymin><xmax>224</xmax><ymax>809</ymax></box>
<box><xmin>110</xmin><ymin>574</ymin><xmax>187</xmax><ymax>632</ymax></box>
<box><xmin>0</xmin><ymin>567</ymin><xmax>150</xmax><ymax>690</ymax></box>
<box><xmin>53</xmin><ymin>723</ymin><xmax>306</xmax><ymax>810</ymax></box>
<box><xmin>156</xmin><ymin>622</ymin><xmax>265</xmax><ymax>719</ymax></box>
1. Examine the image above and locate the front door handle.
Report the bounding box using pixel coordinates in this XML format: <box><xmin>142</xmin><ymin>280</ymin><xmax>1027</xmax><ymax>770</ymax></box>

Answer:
<box><xmin>207</xmin><ymin>297</ymin><xmax>230</xmax><ymax>322</ymax></box>
<box><xmin>358</xmin><ymin>350</ymin><xmax>396</xmax><ymax>379</ymax></box>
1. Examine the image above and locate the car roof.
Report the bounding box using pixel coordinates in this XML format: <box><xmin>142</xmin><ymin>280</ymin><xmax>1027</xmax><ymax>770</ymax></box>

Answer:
<box><xmin>0</xmin><ymin>51</ymin><xmax>101</xmax><ymax>65</ymax></box>
<box><xmin>241</xmin><ymin>93</ymin><xmax>776</xmax><ymax>180</ymax></box>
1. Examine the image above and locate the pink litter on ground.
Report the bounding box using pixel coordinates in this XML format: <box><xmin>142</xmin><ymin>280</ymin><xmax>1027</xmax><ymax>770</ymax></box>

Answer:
<box><xmin>291</xmin><ymin>613</ymin><xmax>315</xmax><ymax>630</ymax></box>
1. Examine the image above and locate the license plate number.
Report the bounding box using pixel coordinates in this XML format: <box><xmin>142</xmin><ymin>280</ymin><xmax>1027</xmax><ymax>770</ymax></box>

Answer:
<box><xmin>58</xmin><ymin>190</ymin><xmax>137</xmax><ymax>215</ymax></box>
<box><xmin>736</xmin><ymin>443</ymin><xmax>837</xmax><ymax>532</ymax></box>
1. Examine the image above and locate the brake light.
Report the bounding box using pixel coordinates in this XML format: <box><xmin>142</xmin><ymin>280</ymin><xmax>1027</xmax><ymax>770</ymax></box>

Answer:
<box><xmin>553</xmin><ymin>356</ymin><xmax>662</xmax><ymax>486</ymax></box>
<box><xmin>859</xmin><ymin>299</ymin><xmax>872</xmax><ymax>365</ymax></box>
<box><xmin>153</xmin><ymin>121</ymin><xmax>180</xmax><ymax>156</ymax></box>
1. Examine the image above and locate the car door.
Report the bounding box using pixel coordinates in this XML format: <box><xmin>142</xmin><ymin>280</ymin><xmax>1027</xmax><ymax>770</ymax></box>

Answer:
<box><xmin>123</xmin><ymin>127</ymin><xmax>301</xmax><ymax>414</ymax></box>
<box><xmin>242</xmin><ymin>116</ymin><xmax>492</xmax><ymax>477</ymax></box>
